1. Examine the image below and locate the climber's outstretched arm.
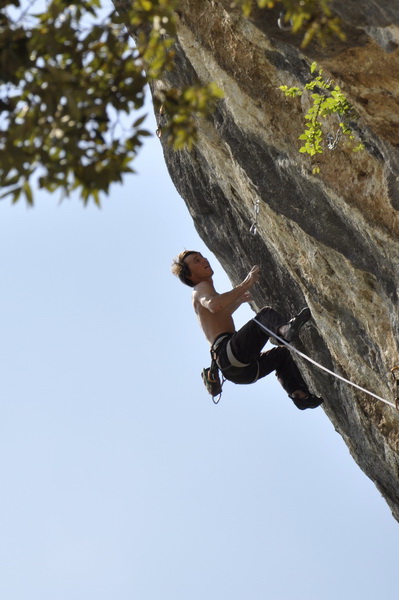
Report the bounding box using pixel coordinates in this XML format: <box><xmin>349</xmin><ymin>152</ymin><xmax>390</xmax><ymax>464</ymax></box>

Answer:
<box><xmin>193</xmin><ymin>265</ymin><xmax>260</xmax><ymax>314</ymax></box>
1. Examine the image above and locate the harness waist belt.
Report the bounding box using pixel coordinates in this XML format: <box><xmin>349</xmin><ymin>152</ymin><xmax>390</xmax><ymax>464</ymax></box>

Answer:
<box><xmin>211</xmin><ymin>332</ymin><xmax>232</xmax><ymax>353</ymax></box>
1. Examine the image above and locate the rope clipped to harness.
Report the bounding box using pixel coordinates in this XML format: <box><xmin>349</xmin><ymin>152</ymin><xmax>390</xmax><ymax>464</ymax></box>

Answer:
<box><xmin>253</xmin><ymin>318</ymin><xmax>397</xmax><ymax>410</ymax></box>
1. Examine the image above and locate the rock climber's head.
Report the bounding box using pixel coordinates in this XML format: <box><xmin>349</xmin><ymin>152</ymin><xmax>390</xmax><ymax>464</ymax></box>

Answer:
<box><xmin>172</xmin><ymin>250</ymin><xmax>213</xmax><ymax>287</ymax></box>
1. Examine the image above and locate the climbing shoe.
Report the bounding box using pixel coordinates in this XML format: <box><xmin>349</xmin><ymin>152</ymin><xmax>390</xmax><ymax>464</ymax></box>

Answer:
<box><xmin>290</xmin><ymin>393</ymin><xmax>324</xmax><ymax>410</ymax></box>
<box><xmin>281</xmin><ymin>307</ymin><xmax>311</xmax><ymax>343</ymax></box>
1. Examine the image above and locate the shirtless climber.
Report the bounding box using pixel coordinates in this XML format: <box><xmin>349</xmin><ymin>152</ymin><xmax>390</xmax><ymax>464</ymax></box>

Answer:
<box><xmin>171</xmin><ymin>250</ymin><xmax>323</xmax><ymax>410</ymax></box>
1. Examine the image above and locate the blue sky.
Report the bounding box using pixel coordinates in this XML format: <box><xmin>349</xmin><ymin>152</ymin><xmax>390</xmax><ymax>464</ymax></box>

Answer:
<box><xmin>0</xmin><ymin>105</ymin><xmax>398</xmax><ymax>600</ymax></box>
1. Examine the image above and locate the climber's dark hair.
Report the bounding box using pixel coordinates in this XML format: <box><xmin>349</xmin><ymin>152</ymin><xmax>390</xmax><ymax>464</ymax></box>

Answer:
<box><xmin>171</xmin><ymin>250</ymin><xmax>198</xmax><ymax>287</ymax></box>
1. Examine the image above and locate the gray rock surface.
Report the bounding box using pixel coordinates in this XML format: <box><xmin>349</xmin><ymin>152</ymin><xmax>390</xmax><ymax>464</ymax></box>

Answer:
<box><xmin>122</xmin><ymin>1</ymin><xmax>399</xmax><ymax>519</ymax></box>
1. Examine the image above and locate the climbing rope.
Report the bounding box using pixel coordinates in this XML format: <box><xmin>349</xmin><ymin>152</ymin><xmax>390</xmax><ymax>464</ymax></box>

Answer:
<box><xmin>253</xmin><ymin>317</ymin><xmax>397</xmax><ymax>409</ymax></box>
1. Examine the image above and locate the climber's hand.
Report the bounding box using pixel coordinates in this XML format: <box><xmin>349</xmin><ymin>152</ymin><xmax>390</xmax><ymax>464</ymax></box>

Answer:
<box><xmin>243</xmin><ymin>265</ymin><xmax>260</xmax><ymax>289</ymax></box>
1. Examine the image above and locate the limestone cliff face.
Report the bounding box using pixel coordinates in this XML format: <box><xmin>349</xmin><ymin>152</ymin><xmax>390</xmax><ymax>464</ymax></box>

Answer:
<box><xmin>153</xmin><ymin>2</ymin><xmax>399</xmax><ymax>518</ymax></box>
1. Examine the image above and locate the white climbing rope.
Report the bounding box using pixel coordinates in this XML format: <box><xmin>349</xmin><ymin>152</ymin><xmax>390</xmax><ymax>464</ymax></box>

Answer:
<box><xmin>253</xmin><ymin>318</ymin><xmax>396</xmax><ymax>409</ymax></box>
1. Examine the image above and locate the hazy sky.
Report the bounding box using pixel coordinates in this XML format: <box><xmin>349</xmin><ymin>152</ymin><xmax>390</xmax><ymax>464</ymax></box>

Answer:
<box><xmin>0</xmin><ymin>104</ymin><xmax>398</xmax><ymax>600</ymax></box>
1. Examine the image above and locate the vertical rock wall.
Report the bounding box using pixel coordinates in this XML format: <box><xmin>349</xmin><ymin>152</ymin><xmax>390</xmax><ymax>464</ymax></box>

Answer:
<box><xmin>128</xmin><ymin>1</ymin><xmax>399</xmax><ymax>519</ymax></box>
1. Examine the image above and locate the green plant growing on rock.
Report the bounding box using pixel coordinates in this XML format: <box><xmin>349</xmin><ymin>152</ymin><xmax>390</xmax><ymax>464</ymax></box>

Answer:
<box><xmin>279</xmin><ymin>62</ymin><xmax>364</xmax><ymax>166</ymax></box>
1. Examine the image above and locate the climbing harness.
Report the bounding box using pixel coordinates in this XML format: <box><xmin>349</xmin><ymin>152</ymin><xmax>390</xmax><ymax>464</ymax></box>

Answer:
<box><xmin>201</xmin><ymin>334</ymin><xmax>229</xmax><ymax>403</ymax></box>
<box><xmin>253</xmin><ymin>318</ymin><xmax>397</xmax><ymax>410</ymax></box>
<box><xmin>391</xmin><ymin>366</ymin><xmax>399</xmax><ymax>409</ymax></box>
<box><xmin>250</xmin><ymin>196</ymin><xmax>260</xmax><ymax>235</ymax></box>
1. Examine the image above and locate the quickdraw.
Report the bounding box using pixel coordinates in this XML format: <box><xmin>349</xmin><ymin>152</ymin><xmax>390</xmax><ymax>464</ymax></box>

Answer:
<box><xmin>391</xmin><ymin>366</ymin><xmax>399</xmax><ymax>410</ymax></box>
<box><xmin>249</xmin><ymin>196</ymin><xmax>260</xmax><ymax>235</ymax></box>
<box><xmin>155</xmin><ymin>104</ymin><xmax>168</xmax><ymax>139</ymax></box>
